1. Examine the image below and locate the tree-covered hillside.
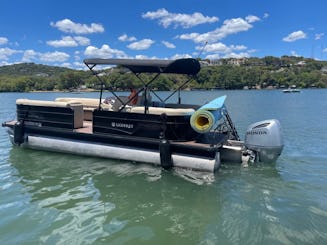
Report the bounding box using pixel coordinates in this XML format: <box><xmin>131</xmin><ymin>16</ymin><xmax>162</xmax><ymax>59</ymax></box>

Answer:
<box><xmin>0</xmin><ymin>63</ymin><xmax>89</xmax><ymax>92</ymax></box>
<box><xmin>0</xmin><ymin>56</ymin><xmax>327</xmax><ymax>92</ymax></box>
<box><xmin>0</xmin><ymin>63</ymin><xmax>72</xmax><ymax>77</ymax></box>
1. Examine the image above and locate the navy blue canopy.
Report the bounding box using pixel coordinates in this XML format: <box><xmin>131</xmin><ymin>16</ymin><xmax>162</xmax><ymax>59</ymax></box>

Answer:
<box><xmin>84</xmin><ymin>58</ymin><xmax>201</xmax><ymax>75</ymax></box>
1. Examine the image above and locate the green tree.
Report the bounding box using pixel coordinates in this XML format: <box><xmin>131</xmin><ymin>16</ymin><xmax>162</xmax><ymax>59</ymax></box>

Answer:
<box><xmin>59</xmin><ymin>71</ymin><xmax>83</xmax><ymax>90</ymax></box>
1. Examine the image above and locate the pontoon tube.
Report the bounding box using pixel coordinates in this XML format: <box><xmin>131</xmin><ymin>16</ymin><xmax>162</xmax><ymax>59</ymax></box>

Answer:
<box><xmin>24</xmin><ymin>136</ymin><xmax>220</xmax><ymax>172</ymax></box>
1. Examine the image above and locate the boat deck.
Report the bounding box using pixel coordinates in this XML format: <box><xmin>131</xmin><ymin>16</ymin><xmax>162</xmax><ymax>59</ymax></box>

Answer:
<box><xmin>74</xmin><ymin>121</ymin><xmax>93</xmax><ymax>134</ymax></box>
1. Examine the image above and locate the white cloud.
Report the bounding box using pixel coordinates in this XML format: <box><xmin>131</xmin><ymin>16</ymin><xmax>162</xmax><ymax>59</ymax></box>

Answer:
<box><xmin>263</xmin><ymin>13</ymin><xmax>269</xmax><ymax>19</ymax></box>
<box><xmin>84</xmin><ymin>44</ymin><xmax>127</xmax><ymax>58</ymax></box>
<box><xmin>74</xmin><ymin>36</ymin><xmax>91</xmax><ymax>46</ymax></box>
<box><xmin>179</xmin><ymin>17</ymin><xmax>254</xmax><ymax>43</ymax></box>
<box><xmin>205</xmin><ymin>54</ymin><xmax>221</xmax><ymax>60</ymax></box>
<box><xmin>73</xmin><ymin>61</ymin><xmax>86</xmax><ymax>68</ymax></box>
<box><xmin>135</xmin><ymin>55</ymin><xmax>150</xmax><ymax>60</ymax></box>
<box><xmin>118</xmin><ymin>34</ymin><xmax>137</xmax><ymax>42</ymax></box>
<box><xmin>199</xmin><ymin>42</ymin><xmax>228</xmax><ymax>53</ymax></box>
<box><xmin>290</xmin><ymin>50</ymin><xmax>300</xmax><ymax>56</ymax></box>
<box><xmin>22</xmin><ymin>49</ymin><xmax>38</xmax><ymax>62</ymax></box>
<box><xmin>39</xmin><ymin>51</ymin><xmax>70</xmax><ymax>62</ymax></box>
<box><xmin>47</xmin><ymin>36</ymin><xmax>90</xmax><ymax>48</ymax></box>
<box><xmin>283</xmin><ymin>30</ymin><xmax>307</xmax><ymax>42</ymax></box>
<box><xmin>142</xmin><ymin>8</ymin><xmax>218</xmax><ymax>28</ymax></box>
<box><xmin>170</xmin><ymin>53</ymin><xmax>192</xmax><ymax>59</ymax></box>
<box><xmin>198</xmin><ymin>42</ymin><xmax>247</xmax><ymax>54</ymax></box>
<box><xmin>222</xmin><ymin>52</ymin><xmax>250</xmax><ymax>58</ymax></box>
<box><xmin>74</xmin><ymin>50</ymin><xmax>81</xmax><ymax>61</ymax></box>
<box><xmin>315</xmin><ymin>33</ymin><xmax>324</xmax><ymax>40</ymax></box>
<box><xmin>245</xmin><ymin>15</ymin><xmax>260</xmax><ymax>23</ymax></box>
<box><xmin>0</xmin><ymin>47</ymin><xmax>22</xmax><ymax>60</ymax></box>
<box><xmin>127</xmin><ymin>39</ymin><xmax>154</xmax><ymax>50</ymax></box>
<box><xmin>205</xmin><ymin>51</ymin><xmax>251</xmax><ymax>60</ymax></box>
<box><xmin>0</xmin><ymin>60</ymin><xmax>13</xmax><ymax>66</ymax></box>
<box><xmin>0</xmin><ymin>37</ymin><xmax>8</xmax><ymax>45</ymax></box>
<box><xmin>22</xmin><ymin>49</ymin><xmax>69</xmax><ymax>62</ymax></box>
<box><xmin>134</xmin><ymin>55</ymin><xmax>158</xmax><ymax>60</ymax></box>
<box><xmin>143</xmin><ymin>8</ymin><xmax>168</xmax><ymax>19</ymax></box>
<box><xmin>196</xmin><ymin>42</ymin><xmax>249</xmax><ymax>59</ymax></box>
<box><xmin>50</xmin><ymin>19</ymin><xmax>104</xmax><ymax>34</ymax></box>
<box><xmin>162</xmin><ymin>41</ymin><xmax>176</xmax><ymax>49</ymax></box>
<box><xmin>60</xmin><ymin>62</ymin><xmax>72</xmax><ymax>68</ymax></box>
<box><xmin>47</xmin><ymin>36</ymin><xmax>75</xmax><ymax>47</ymax></box>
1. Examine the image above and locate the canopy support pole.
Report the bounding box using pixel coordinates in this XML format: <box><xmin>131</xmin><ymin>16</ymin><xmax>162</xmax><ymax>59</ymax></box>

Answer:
<box><xmin>84</xmin><ymin>63</ymin><xmax>124</xmax><ymax>109</ymax></box>
<box><xmin>163</xmin><ymin>75</ymin><xmax>196</xmax><ymax>103</ymax></box>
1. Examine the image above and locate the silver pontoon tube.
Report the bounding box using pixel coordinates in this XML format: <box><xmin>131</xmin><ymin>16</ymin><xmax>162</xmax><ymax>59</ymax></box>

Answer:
<box><xmin>23</xmin><ymin>136</ymin><xmax>220</xmax><ymax>172</ymax></box>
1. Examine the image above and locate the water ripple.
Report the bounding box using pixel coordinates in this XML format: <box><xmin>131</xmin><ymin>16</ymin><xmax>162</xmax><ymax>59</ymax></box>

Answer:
<box><xmin>1</xmin><ymin>90</ymin><xmax>327</xmax><ymax>244</ymax></box>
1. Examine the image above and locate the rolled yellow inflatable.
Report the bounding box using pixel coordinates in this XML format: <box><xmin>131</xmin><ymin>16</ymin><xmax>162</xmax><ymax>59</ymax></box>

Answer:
<box><xmin>190</xmin><ymin>95</ymin><xmax>226</xmax><ymax>133</ymax></box>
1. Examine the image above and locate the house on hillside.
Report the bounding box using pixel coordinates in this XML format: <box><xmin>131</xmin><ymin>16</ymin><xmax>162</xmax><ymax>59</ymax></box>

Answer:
<box><xmin>210</xmin><ymin>59</ymin><xmax>223</xmax><ymax>66</ymax></box>
<box><xmin>321</xmin><ymin>66</ymin><xmax>327</xmax><ymax>73</ymax></box>
<box><xmin>227</xmin><ymin>58</ymin><xmax>248</xmax><ymax>66</ymax></box>
<box><xmin>296</xmin><ymin>61</ymin><xmax>306</xmax><ymax>66</ymax></box>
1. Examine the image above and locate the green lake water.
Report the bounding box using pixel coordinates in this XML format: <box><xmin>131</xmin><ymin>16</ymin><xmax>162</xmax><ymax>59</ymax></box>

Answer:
<box><xmin>0</xmin><ymin>90</ymin><xmax>326</xmax><ymax>244</ymax></box>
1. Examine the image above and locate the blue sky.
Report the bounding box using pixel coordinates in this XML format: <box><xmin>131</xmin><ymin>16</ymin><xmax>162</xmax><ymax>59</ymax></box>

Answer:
<box><xmin>1</xmin><ymin>0</ymin><xmax>327</xmax><ymax>69</ymax></box>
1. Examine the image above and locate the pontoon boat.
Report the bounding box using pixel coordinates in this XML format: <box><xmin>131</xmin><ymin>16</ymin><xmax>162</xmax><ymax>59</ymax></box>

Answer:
<box><xmin>2</xmin><ymin>58</ymin><xmax>283</xmax><ymax>172</ymax></box>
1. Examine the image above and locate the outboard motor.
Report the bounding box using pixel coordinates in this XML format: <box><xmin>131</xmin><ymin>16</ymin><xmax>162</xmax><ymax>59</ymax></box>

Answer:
<box><xmin>244</xmin><ymin>119</ymin><xmax>283</xmax><ymax>163</ymax></box>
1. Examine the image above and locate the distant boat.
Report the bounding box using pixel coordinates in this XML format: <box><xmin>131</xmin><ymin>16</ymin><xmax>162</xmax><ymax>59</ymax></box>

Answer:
<box><xmin>282</xmin><ymin>88</ymin><xmax>301</xmax><ymax>93</ymax></box>
<box><xmin>283</xmin><ymin>85</ymin><xmax>301</xmax><ymax>93</ymax></box>
<box><xmin>70</xmin><ymin>89</ymin><xmax>82</xmax><ymax>94</ymax></box>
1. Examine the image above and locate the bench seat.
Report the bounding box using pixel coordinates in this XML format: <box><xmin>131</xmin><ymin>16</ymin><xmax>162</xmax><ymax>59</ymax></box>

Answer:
<box><xmin>16</xmin><ymin>99</ymin><xmax>84</xmax><ymax>128</ymax></box>
<box><xmin>127</xmin><ymin>106</ymin><xmax>195</xmax><ymax>116</ymax></box>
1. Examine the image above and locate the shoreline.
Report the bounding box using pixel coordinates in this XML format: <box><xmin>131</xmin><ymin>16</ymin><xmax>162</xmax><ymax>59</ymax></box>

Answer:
<box><xmin>2</xmin><ymin>87</ymin><xmax>325</xmax><ymax>93</ymax></box>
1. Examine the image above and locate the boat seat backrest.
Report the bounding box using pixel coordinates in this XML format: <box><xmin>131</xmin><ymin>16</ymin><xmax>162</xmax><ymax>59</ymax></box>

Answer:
<box><xmin>17</xmin><ymin>99</ymin><xmax>73</xmax><ymax>108</ymax></box>
<box><xmin>16</xmin><ymin>99</ymin><xmax>84</xmax><ymax>128</ymax></box>
<box><xmin>55</xmin><ymin>97</ymin><xmax>100</xmax><ymax>108</ymax></box>
<box><xmin>55</xmin><ymin>97</ymin><xmax>113</xmax><ymax>120</ymax></box>
<box><xmin>129</xmin><ymin>106</ymin><xmax>195</xmax><ymax>116</ymax></box>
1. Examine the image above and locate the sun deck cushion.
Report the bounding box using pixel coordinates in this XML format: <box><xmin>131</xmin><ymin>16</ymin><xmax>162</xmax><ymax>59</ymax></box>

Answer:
<box><xmin>55</xmin><ymin>97</ymin><xmax>112</xmax><ymax>110</ymax></box>
<box><xmin>16</xmin><ymin>99</ymin><xmax>84</xmax><ymax>129</ymax></box>
<box><xmin>17</xmin><ymin>99</ymin><xmax>74</xmax><ymax>107</ymax></box>
<box><xmin>128</xmin><ymin>106</ymin><xmax>195</xmax><ymax>116</ymax></box>
<box><xmin>55</xmin><ymin>97</ymin><xmax>100</xmax><ymax>108</ymax></box>
<box><xmin>55</xmin><ymin>97</ymin><xmax>114</xmax><ymax>120</ymax></box>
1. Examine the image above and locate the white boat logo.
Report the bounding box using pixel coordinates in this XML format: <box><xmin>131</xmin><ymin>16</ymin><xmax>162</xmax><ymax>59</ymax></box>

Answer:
<box><xmin>111</xmin><ymin>122</ymin><xmax>134</xmax><ymax>129</ymax></box>
<box><xmin>246</xmin><ymin>130</ymin><xmax>268</xmax><ymax>135</ymax></box>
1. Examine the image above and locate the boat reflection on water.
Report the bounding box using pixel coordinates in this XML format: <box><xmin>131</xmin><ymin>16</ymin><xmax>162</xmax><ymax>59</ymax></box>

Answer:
<box><xmin>8</xmin><ymin>147</ymin><xmax>226</xmax><ymax>244</ymax></box>
<box><xmin>9</xmin><ymin>147</ymin><xmax>218</xmax><ymax>188</ymax></box>
<box><xmin>8</xmin><ymin>146</ymin><xmax>285</xmax><ymax>244</ymax></box>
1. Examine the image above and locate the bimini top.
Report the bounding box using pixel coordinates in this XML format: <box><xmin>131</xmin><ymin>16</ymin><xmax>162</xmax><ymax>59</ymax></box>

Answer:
<box><xmin>84</xmin><ymin>58</ymin><xmax>201</xmax><ymax>75</ymax></box>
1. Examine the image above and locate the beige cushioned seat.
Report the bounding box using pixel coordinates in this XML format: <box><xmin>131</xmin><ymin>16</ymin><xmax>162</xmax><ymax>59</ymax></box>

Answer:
<box><xmin>128</xmin><ymin>106</ymin><xmax>194</xmax><ymax>116</ymax></box>
<box><xmin>16</xmin><ymin>99</ymin><xmax>84</xmax><ymax>128</ymax></box>
<box><xmin>55</xmin><ymin>97</ymin><xmax>112</xmax><ymax>120</ymax></box>
<box><xmin>55</xmin><ymin>97</ymin><xmax>101</xmax><ymax>108</ymax></box>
